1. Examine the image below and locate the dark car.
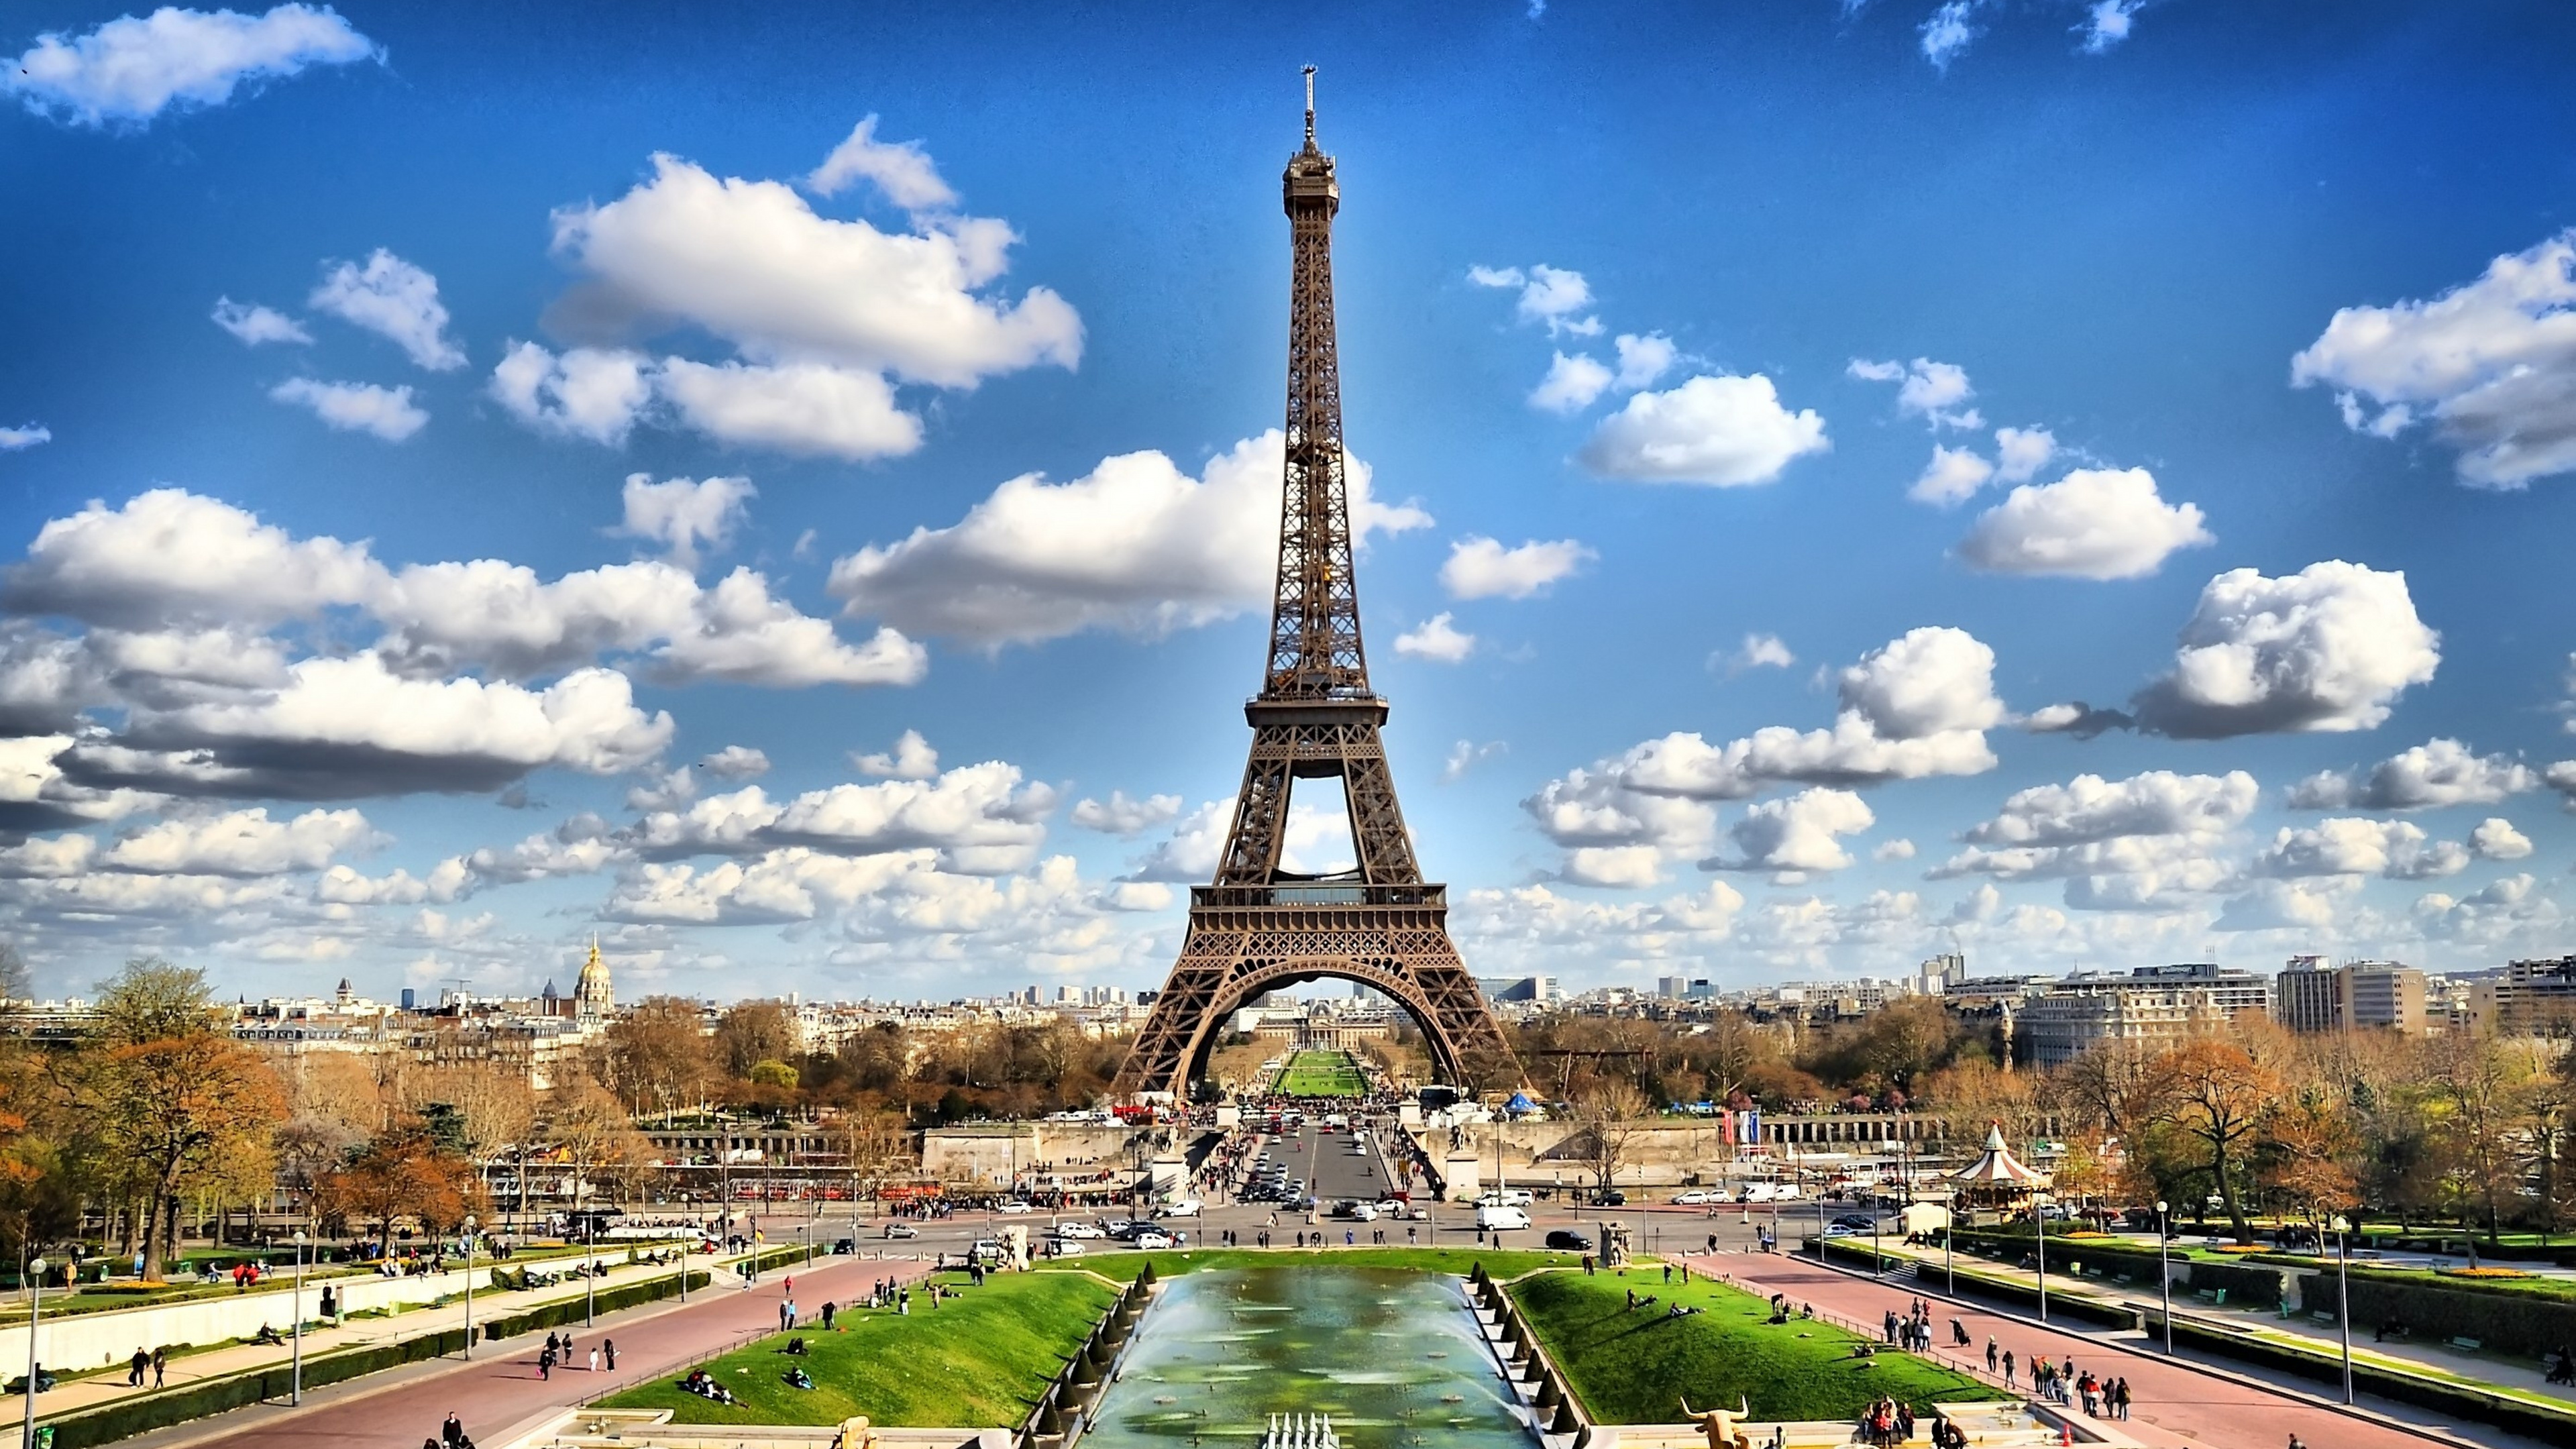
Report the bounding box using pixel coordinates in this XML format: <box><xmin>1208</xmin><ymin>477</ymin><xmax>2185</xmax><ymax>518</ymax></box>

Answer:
<box><xmin>1544</xmin><ymin>1230</ymin><xmax>1593</xmax><ymax>1252</ymax></box>
<box><xmin>1831</xmin><ymin>1213</ymin><xmax>1878</xmax><ymax>1230</ymax></box>
<box><xmin>1592</xmin><ymin>1189</ymin><xmax>1627</xmax><ymax>1206</ymax></box>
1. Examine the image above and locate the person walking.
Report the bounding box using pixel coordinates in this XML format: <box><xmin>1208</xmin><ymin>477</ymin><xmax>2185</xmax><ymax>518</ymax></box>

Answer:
<box><xmin>442</xmin><ymin>1411</ymin><xmax>466</xmax><ymax>1447</ymax></box>
<box><xmin>538</xmin><ymin>1345</ymin><xmax>555</xmax><ymax>1381</ymax></box>
<box><xmin>604</xmin><ymin>1338</ymin><xmax>618</xmax><ymax>1371</ymax></box>
<box><xmin>2001</xmin><ymin>1350</ymin><xmax>2016</xmax><ymax>1390</ymax></box>
<box><xmin>2112</xmin><ymin>1378</ymin><xmax>2131</xmax><ymax>1420</ymax></box>
<box><xmin>152</xmin><ymin>1346</ymin><xmax>166</xmax><ymax>1389</ymax></box>
<box><xmin>1985</xmin><ymin>1336</ymin><xmax>1998</xmax><ymax>1373</ymax></box>
<box><xmin>822</xmin><ymin>1301</ymin><xmax>837</xmax><ymax>1331</ymax></box>
<box><xmin>588</xmin><ymin>1345</ymin><xmax>601</xmax><ymax>1373</ymax></box>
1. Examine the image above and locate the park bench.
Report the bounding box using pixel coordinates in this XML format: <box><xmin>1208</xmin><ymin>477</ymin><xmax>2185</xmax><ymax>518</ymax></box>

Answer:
<box><xmin>2450</xmin><ymin>1336</ymin><xmax>2481</xmax><ymax>1352</ymax></box>
<box><xmin>2192</xmin><ymin>1288</ymin><xmax>2228</xmax><ymax>1306</ymax></box>
<box><xmin>2309</xmin><ymin>1310</ymin><xmax>2336</xmax><ymax>1324</ymax></box>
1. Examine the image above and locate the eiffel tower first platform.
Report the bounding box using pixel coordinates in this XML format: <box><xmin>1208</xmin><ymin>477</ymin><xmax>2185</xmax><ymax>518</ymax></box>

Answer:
<box><xmin>1112</xmin><ymin>73</ymin><xmax>1519</xmax><ymax>1103</ymax></box>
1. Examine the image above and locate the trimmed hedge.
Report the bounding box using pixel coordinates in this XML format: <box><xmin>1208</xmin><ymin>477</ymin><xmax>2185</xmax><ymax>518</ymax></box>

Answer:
<box><xmin>1949</xmin><ymin>1228</ymin><xmax>2282</xmax><ymax>1311</ymax></box>
<box><xmin>2153</xmin><ymin>1310</ymin><xmax>2576</xmax><ymax>1444</ymax></box>
<box><xmin>2330</xmin><ymin>1275</ymin><xmax>2576</xmax><ymax>1361</ymax></box>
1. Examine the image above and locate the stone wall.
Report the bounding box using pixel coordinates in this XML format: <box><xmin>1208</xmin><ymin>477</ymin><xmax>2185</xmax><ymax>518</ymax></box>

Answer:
<box><xmin>918</xmin><ymin>1124</ymin><xmax>1142</xmax><ymax>1186</ymax></box>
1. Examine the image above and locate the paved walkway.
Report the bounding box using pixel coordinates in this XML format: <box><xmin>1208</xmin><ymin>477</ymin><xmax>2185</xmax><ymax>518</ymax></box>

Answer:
<box><xmin>1866</xmin><ymin>1237</ymin><xmax>2576</xmax><ymax>1407</ymax></box>
<box><xmin>109</xmin><ymin>1252</ymin><xmax>932</xmax><ymax>1449</ymax></box>
<box><xmin>1686</xmin><ymin>1252</ymin><xmax>2553</xmax><ymax>1449</ymax></box>
<box><xmin>15</xmin><ymin>1248</ymin><xmax>921</xmax><ymax>1446</ymax></box>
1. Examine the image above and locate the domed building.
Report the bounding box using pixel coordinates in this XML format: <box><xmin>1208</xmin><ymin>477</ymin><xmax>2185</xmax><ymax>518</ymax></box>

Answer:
<box><xmin>575</xmin><ymin>938</ymin><xmax>614</xmax><ymax>1021</ymax></box>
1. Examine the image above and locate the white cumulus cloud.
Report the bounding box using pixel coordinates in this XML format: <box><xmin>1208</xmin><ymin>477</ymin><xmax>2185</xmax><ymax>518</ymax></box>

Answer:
<box><xmin>1713</xmin><ymin>788</ymin><xmax>1875</xmax><ymax>874</ymax></box>
<box><xmin>267</xmin><ymin>378</ymin><xmax>427</xmax><ymax>441</ymax></box>
<box><xmin>1468</xmin><ymin>263</ymin><xmax>1601</xmax><ymax>337</ymax></box>
<box><xmin>103</xmin><ymin>806</ymin><xmax>380</xmax><ymax>876</ymax></box>
<box><xmin>1909</xmin><ymin>445</ymin><xmax>1994</xmax><ymax>506</ymax></box>
<box><xmin>0</xmin><ymin>425</ymin><xmax>52</xmax><ymax>450</ymax></box>
<box><xmin>1439</xmin><ymin>537</ymin><xmax>1593</xmax><ymax>600</ymax></box>
<box><xmin>1992</xmin><ymin>425</ymin><xmax>2057</xmax><ymax>482</ymax></box>
<box><xmin>1394</xmin><ymin>613</ymin><xmax>1476</xmax><ymax>663</ymax></box>
<box><xmin>5</xmin><ymin>3</ymin><xmax>376</xmax><ymax>127</ymax></box>
<box><xmin>805</xmin><ymin>114</ymin><xmax>959</xmax><ymax>209</ymax></box>
<box><xmin>1071</xmin><ymin>791</ymin><xmax>1183</xmax><ymax>837</ymax></box>
<box><xmin>1956</xmin><ymin>467</ymin><xmax>2213</xmax><ymax>579</ymax></box>
<box><xmin>853</xmin><ymin>730</ymin><xmax>939</xmax><ymax>781</ymax></box>
<box><xmin>2286</xmin><ymin>738</ymin><xmax>2538</xmax><ymax>811</ymax></box>
<box><xmin>309</xmin><ymin>250</ymin><xmax>464</xmax><ymax>371</ymax></box>
<box><xmin>2291</xmin><ymin>229</ymin><xmax>2576</xmax><ymax>487</ymax></box>
<box><xmin>2470</xmin><ymin>817</ymin><xmax>2534</xmax><ymax>861</ymax></box>
<box><xmin>826</xmin><ymin>431</ymin><xmax>1427</xmax><ymax>646</ymax></box>
<box><xmin>211</xmin><ymin>297</ymin><xmax>310</xmax><ymax>345</ymax></box>
<box><xmin>619</xmin><ymin>474</ymin><xmax>755</xmax><ymax>569</ymax></box>
<box><xmin>1850</xmin><ymin>356</ymin><xmax>1980</xmax><ymax>427</ymax></box>
<box><xmin>488</xmin><ymin>343</ymin><xmax>653</xmax><ymax>446</ymax></box>
<box><xmin>1578</xmin><ymin>374</ymin><xmax>1829</xmax><ymax>487</ymax></box>
<box><xmin>2128</xmin><ymin>561</ymin><xmax>2440</xmax><ymax>737</ymax></box>
<box><xmin>1529</xmin><ymin>352</ymin><xmax>1613</xmax><ymax>414</ymax></box>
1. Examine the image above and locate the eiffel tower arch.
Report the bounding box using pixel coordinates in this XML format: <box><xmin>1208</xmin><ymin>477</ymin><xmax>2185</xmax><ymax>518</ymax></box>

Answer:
<box><xmin>1113</xmin><ymin>72</ymin><xmax>1520</xmax><ymax>1103</ymax></box>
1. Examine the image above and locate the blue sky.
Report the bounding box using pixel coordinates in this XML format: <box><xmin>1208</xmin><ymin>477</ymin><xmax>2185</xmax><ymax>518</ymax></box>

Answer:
<box><xmin>5</xmin><ymin>1</ymin><xmax>2576</xmax><ymax>1004</ymax></box>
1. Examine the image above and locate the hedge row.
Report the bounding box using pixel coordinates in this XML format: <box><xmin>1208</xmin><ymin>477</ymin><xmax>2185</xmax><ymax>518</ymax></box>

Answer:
<box><xmin>1949</xmin><ymin>1228</ymin><xmax>2283</xmax><ymax>1311</ymax></box>
<box><xmin>35</xmin><ymin>1258</ymin><xmax>734</xmax><ymax>1449</ymax></box>
<box><xmin>2331</xmin><ymin>1277</ymin><xmax>2576</xmax><ymax>1361</ymax></box>
<box><xmin>2154</xmin><ymin>1310</ymin><xmax>2576</xmax><ymax>1444</ymax></box>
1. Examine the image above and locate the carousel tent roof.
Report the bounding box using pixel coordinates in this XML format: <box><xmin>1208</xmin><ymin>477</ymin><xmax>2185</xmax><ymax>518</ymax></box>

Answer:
<box><xmin>1948</xmin><ymin>1123</ymin><xmax>2045</xmax><ymax>1185</ymax></box>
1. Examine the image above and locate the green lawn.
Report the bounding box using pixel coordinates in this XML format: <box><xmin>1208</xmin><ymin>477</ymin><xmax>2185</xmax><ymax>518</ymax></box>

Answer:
<box><xmin>596</xmin><ymin>1269</ymin><xmax>1116</xmax><ymax>1427</ymax></box>
<box><xmin>1273</xmin><ymin>1049</ymin><xmax>1368</xmax><ymax>1097</ymax></box>
<box><xmin>1509</xmin><ymin>1269</ymin><xmax>2004</xmax><ymax>1424</ymax></box>
<box><xmin>1034</xmin><ymin>1245</ymin><xmax>1578</xmax><ymax>1282</ymax></box>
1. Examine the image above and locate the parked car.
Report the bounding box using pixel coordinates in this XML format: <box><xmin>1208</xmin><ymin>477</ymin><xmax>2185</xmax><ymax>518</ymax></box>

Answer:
<box><xmin>1055</xmin><ymin>1221</ymin><xmax>1105</xmax><ymax>1239</ymax></box>
<box><xmin>1672</xmin><ymin>1189</ymin><xmax>1718</xmax><ymax>1205</ymax></box>
<box><xmin>1544</xmin><ymin>1230</ymin><xmax>1594</xmax><ymax>1252</ymax></box>
<box><xmin>1823</xmin><ymin>1224</ymin><xmax>1862</xmax><ymax>1239</ymax></box>
<box><xmin>1831</xmin><ymin>1214</ymin><xmax>1878</xmax><ymax>1230</ymax></box>
<box><xmin>1162</xmin><ymin>1199</ymin><xmax>1203</xmax><ymax>1218</ymax></box>
<box><xmin>995</xmin><ymin>1200</ymin><xmax>1034</xmax><ymax>1214</ymax></box>
<box><xmin>1132</xmin><ymin>1230</ymin><xmax>1176</xmax><ymax>1250</ymax></box>
<box><xmin>1477</xmin><ymin>1188</ymin><xmax>1535</xmax><ymax>1208</ymax></box>
<box><xmin>1046</xmin><ymin>1236</ymin><xmax>1087</xmax><ymax>1256</ymax></box>
<box><xmin>1592</xmin><ymin>1189</ymin><xmax>1627</xmax><ymax>1207</ymax></box>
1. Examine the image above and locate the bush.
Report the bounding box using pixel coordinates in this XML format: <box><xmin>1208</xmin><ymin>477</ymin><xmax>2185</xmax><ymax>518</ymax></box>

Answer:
<box><xmin>1949</xmin><ymin>1227</ymin><xmax>2282</xmax><ymax>1310</ymax></box>
<box><xmin>2335</xmin><ymin>1276</ymin><xmax>2576</xmax><ymax>1360</ymax></box>
<box><xmin>2158</xmin><ymin>1313</ymin><xmax>2576</xmax><ymax>1442</ymax></box>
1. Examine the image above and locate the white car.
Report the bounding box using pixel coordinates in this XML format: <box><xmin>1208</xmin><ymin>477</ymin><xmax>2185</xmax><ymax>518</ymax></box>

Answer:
<box><xmin>1055</xmin><ymin>1221</ymin><xmax>1105</xmax><ymax>1239</ymax></box>
<box><xmin>1046</xmin><ymin>1237</ymin><xmax>1087</xmax><ymax>1256</ymax></box>
<box><xmin>1374</xmin><ymin>1199</ymin><xmax>1408</xmax><ymax>1216</ymax></box>
<box><xmin>995</xmin><ymin>1201</ymin><xmax>1034</xmax><ymax>1214</ymax></box>
<box><xmin>1672</xmin><ymin>1189</ymin><xmax>1718</xmax><ymax>1205</ymax></box>
<box><xmin>1477</xmin><ymin>1188</ymin><xmax>1535</xmax><ymax>1208</ymax></box>
<box><xmin>1476</xmin><ymin>1204</ymin><xmax>1532</xmax><ymax>1232</ymax></box>
<box><xmin>1161</xmin><ymin>1199</ymin><xmax>1203</xmax><ymax>1218</ymax></box>
<box><xmin>1823</xmin><ymin>1223</ymin><xmax>1862</xmax><ymax>1239</ymax></box>
<box><xmin>1132</xmin><ymin>1230</ymin><xmax>1176</xmax><ymax>1250</ymax></box>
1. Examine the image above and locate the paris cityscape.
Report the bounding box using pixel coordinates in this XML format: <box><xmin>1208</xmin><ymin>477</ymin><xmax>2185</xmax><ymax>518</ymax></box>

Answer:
<box><xmin>5</xmin><ymin>5</ymin><xmax>2576</xmax><ymax>1449</ymax></box>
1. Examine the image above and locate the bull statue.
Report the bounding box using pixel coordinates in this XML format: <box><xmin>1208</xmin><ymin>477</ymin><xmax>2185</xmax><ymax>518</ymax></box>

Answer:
<box><xmin>1677</xmin><ymin>1395</ymin><xmax>1752</xmax><ymax>1449</ymax></box>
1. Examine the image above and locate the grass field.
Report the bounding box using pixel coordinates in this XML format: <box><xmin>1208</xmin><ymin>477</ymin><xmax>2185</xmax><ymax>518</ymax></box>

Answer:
<box><xmin>1034</xmin><ymin>1245</ymin><xmax>1580</xmax><ymax>1281</ymax></box>
<box><xmin>1509</xmin><ymin>1269</ymin><xmax>2005</xmax><ymax>1423</ymax></box>
<box><xmin>596</xmin><ymin>1269</ymin><xmax>1116</xmax><ymax>1426</ymax></box>
<box><xmin>1273</xmin><ymin>1049</ymin><xmax>1368</xmax><ymax>1096</ymax></box>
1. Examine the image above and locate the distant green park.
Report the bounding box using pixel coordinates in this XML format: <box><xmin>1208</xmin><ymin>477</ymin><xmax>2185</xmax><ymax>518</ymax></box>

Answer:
<box><xmin>1273</xmin><ymin>1049</ymin><xmax>1368</xmax><ymax>1096</ymax></box>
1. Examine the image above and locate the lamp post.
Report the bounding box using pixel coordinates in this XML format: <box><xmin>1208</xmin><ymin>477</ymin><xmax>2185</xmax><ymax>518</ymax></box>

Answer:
<box><xmin>2156</xmin><ymin>1199</ymin><xmax>2172</xmax><ymax>1355</ymax></box>
<box><xmin>289</xmin><ymin>1231</ymin><xmax>308</xmax><ymax>1404</ymax></box>
<box><xmin>462</xmin><ymin>1215</ymin><xmax>478</xmax><ymax>1359</ymax></box>
<box><xmin>2336</xmin><ymin>1214</ymin><xmax>2355</xmax><ymax>1405</ymax></box>
<box><xmin>584</xmin><ymin>1220</ymin><xmax>596</xmax><ymax>1328</ymax></box>
<box><xmin>2033</xmin><ymin>1191</ymin><xmax>2051</xmax><ymax>1324</ymax></box>
<box><xmin>21</xmin><ymin>1254</ymin><xmax>46</xmax><ymax>1449</ymax></box>
<box><xmin>1943</xmin><ymin>1193</ymin><xmax>1955</xmax><ymax>1295</ymax></box>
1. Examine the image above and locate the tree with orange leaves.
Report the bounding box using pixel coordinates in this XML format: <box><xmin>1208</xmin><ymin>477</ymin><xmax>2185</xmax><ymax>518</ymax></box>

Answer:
<box><xmin>2143</xmin><ymin>1037</ymin><xmax>2278</xmax><ymax>1244</ymax></box>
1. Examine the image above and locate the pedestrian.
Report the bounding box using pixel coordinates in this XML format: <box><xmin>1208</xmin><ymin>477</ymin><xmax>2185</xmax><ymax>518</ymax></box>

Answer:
<box><xmin>604</xmin><ymin>1338</ymin><xmax>617</xmax><ymax>1371</ymax></box>
<box><xmin>2001</xmin><ymin>1350</ymin><xmax>2016</xmax><ymax>1389</ymax></box>
<box><xmin>442</xmin><ymin>1411</ymin><xmax>466</xmax><ymax>1448</ymax></box>
<box><xmin>128</xmin><ymin>1347</ymin><xmax>148</xmax><ymax>1387</ymax></box>
<box><xmin>545</xmin><ymin>1331</ymin><xmax>561</xmax><ymax>1358</ymax></box>
<box><xmin>152</xmin><ymin>1346</ymin><xmax>166</xmax><ymax>1389</ymax></box>
<box><xmin>1662</xmin><ymin>1264</ymin><xmax>1672</xmax><ymax>1284</ymax></box>
<box><xmin>539</xmin><ymin>1346</ymin><xmax>555</xmax><ymax>1381</ymax></box>
<box><xmin>1883</xmin><ymin>1309</ymin><xmax>1898</xmax><ymax>1344</ymax></box>
<box><xmin>1707</xmin><ymin>1234</ymin><xmax>1718</xmax><ymax>1254</ymax></box>
<box><xmin>822</xmin><ymin>1301</ymin><xmax>837</xmax><ymax>1331</ymax></box>
<box><xmin>2112</xmin><ymin>1378</ymin><xmax>2131</xmax><ymax>1420</ymax></box>
<box><xmin>1985</xmin><ymin>1336</ymin><xmax>1998</xmax><ymax>1373</ymax></box>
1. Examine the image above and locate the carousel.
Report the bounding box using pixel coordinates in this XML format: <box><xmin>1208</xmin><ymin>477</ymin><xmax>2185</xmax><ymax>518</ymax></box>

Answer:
<box><xmin>1945</xmin><ymin>1123</ymin><xmax>2048</xmax><ymax>1225</ymax></box>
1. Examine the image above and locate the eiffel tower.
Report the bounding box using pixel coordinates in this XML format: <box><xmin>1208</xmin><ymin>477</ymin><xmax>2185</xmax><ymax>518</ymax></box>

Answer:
<box><xmin>1112</xmin><ymin>72</ymin><xmax>1519</xmax><ymax>1102</ymax></box>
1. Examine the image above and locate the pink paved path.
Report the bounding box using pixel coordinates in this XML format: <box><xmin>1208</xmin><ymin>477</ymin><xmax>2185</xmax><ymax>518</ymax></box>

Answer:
<box><xmin>1682</xmin><ymin>1252</ymin><xmax>2520</xmax><ymax>1449</ymax></box>
<box><xmin>150</xmin><ymin>1253</ymin><xmax>933</xmax><ymax>1449</ymax></box>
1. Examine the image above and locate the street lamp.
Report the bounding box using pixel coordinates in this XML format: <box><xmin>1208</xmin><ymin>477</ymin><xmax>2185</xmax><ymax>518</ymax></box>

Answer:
<box><xmin>2033</xmin><ymin>1191</ymin><xmax>2051</xmax><ymax>1324</ymax></box>
<box><xmin>584</xmin><ymin>1220</ymin><xmax>597</xmax><ymax>1328</ymax></box>
<box><xmin>2335</xmin><ymin>1213</ymin><xmax>2355</xmax><ymax>1405</ymax></box>
<box><xmin>289</xmin><ymin>1231</ymin><xmax>308</xmax><ymax>1404</ymax></box>
<box><xmin>2156</xmin><ymin>1200</ymin><xmax>2172</xmax><ymax>1355</ymax></box>
<box><xmin>21</xmin><ymin>1254</ymin><xmax>45</xmax><ymax>1449</ymax></box>
<box><xmin>462</xmin><ymin>1215</ymin><xmax>478</xmax><ymax>1359</ymax></box>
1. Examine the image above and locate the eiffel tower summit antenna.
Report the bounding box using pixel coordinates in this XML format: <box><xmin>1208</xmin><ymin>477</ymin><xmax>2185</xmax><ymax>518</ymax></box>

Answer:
<box><xmin>1112</xmin><ymin>75</ymin><xmax>1520</xmax><ymax>1104</ymax></box>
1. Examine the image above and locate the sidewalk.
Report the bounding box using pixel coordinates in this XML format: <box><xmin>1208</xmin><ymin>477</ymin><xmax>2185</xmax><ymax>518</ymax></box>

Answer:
<box><xmin>1864</xmin><ymin>1236</ymin><xmax>2576</xmax><ymax>1409</ymax></box>
<box><xmin>3</xmin><ymin>1245</ymin><xmax>833</xmax><ymax>1433</ymax></box>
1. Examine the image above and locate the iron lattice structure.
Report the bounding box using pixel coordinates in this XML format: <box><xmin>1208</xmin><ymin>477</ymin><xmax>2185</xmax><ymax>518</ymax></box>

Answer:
<box><xmin>1113</xmin><ymin>75</ymin><xmax>1519</xmax><ymax>1101</ymax></box>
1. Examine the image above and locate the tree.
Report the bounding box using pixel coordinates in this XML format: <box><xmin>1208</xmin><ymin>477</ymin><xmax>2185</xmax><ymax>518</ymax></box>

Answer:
<box><xmin>1568</xmin><ymin>1077</ymin><xmax>1650</xmax><ymax>1191</ymax></box>
<box><xmin>543</xmin><ymin>1073</ymin><xmax>653</xmax><ymax>1207</ymax></box>
<box><xmin>2427</xmin><ymin>1031</ymin><xmax>2537</xmax><ymax>1244</ymax></box>
<box><xmin>714</xmin><ymin>1002</ymin><xmax>797</xmax><ymax>1079</ymax></box>
<box><xmin>77</xmin><ymin>960</ymin><xmax>283</xmax><ymax>1268</ymax></box>
<box><xmin>313</xmin><ymin>1130</ymin><xmax>487</xmax><ymax>1249</ymax></box>
<box><xmin>594</xmin><ymin>996</ymin><xmax>716</xmax><ymax>1115</ymax></box>
<box><xmin>0</xmin><ymin>941</ymin><xmax>30</xmax><ymax>1002</ymax></box>
<box><xmin>2143</xmin><ymin>1039</ymin><xmax>2278</xmax><ymax>1244</ymax></box>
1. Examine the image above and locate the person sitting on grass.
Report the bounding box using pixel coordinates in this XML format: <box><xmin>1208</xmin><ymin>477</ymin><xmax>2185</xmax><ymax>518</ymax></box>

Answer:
<box><xmin>784</xmin><ymin>1337</ymin><xmax>809</xmax><ymax>1356</ymax></box>
<box><xmin>784</xmin><ymin>1366</ymin><xmax>816</xmax><ymax>1391</ymax></box>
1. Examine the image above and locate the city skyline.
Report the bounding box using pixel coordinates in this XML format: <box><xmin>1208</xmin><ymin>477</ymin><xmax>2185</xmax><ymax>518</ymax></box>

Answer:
<box><xmin>6</xmin><ymin>3</ymin><xmax>2576</xmax><ymax>1005</ymax></box>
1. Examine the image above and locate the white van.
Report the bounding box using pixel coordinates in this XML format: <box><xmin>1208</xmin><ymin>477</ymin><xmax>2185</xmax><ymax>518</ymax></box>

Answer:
<box><xmin>1477</xmin><ymin>1187</ymin><xmax>1535</xmax><ymax>1208</ymax></box>
<box><xmin>1476</xmin><ymin>1203</ymin><xmax>1532</xmax><ymax>1232</ymax></box>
